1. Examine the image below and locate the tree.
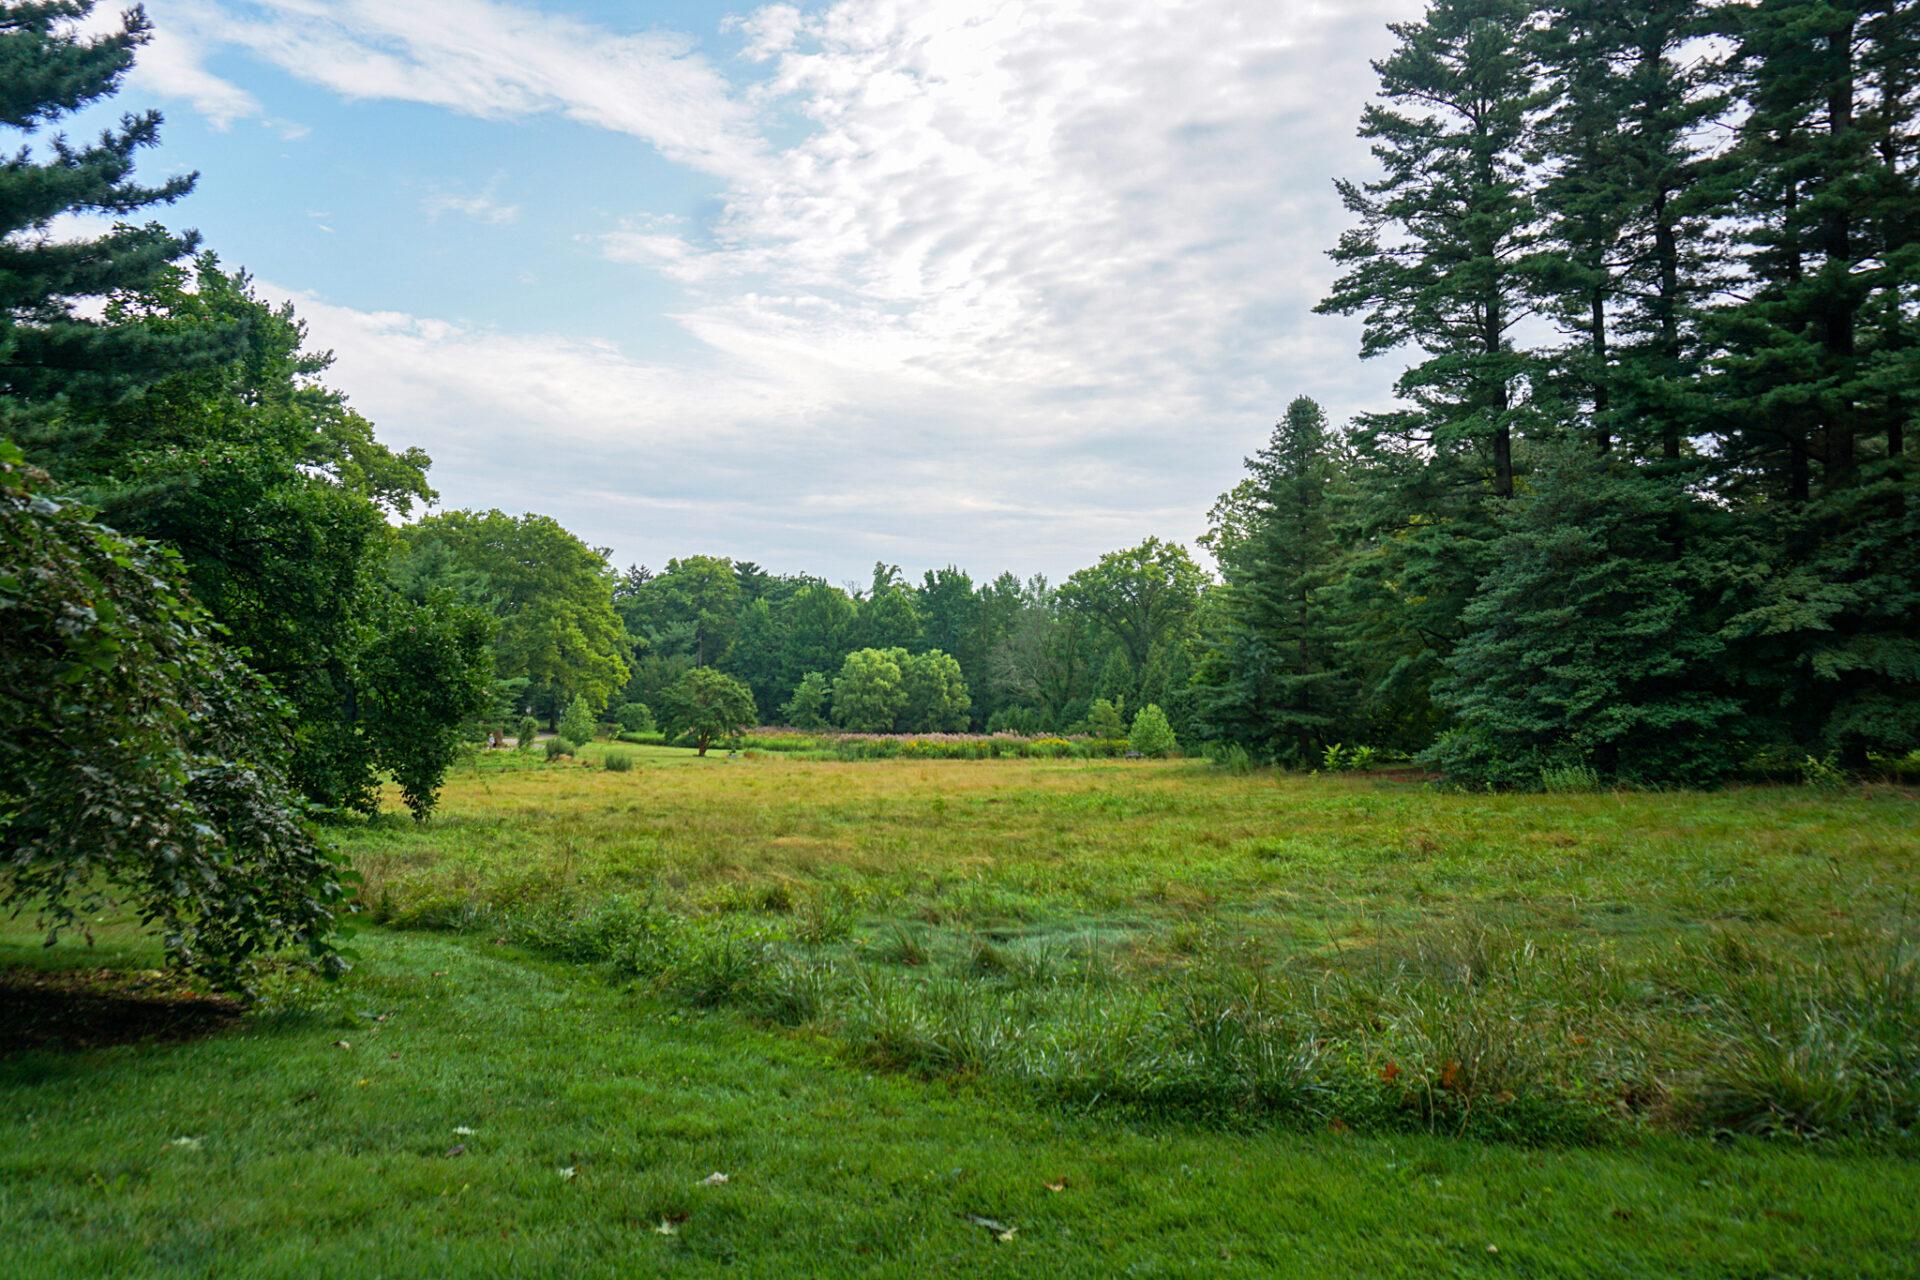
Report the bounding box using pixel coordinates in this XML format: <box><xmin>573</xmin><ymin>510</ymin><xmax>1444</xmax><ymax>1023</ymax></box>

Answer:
<box><xmin>1426</xmin><ymin>447</ymin><xmax>1747</xmax><ymax>788</ymax></box>
<box><xmin>616</xmin><ymin>702</ymin><xmax>656</xmax><ymax>735</ymax></box>
<box><xmin>355</xmin><ymin>589</ymin><xmax>495</xmax><ymax>819</ymax></box>
<box><xmin>1128</xmin><ymin>704</ymin><xmax>1178</xmax><ymax>758</ymax></box>
<box><xmin>855</xmin><ymin>562</ymin><xmax>923</xmax><ymax>651</ymax></box>
<box><xmin>1087</xmin><ymin>697</ymin><xmax>1126</xmax><ymax>739</ymax></box>
<box><xmin>622</xmin><ymin>555</ymin><xmax>741</xmax><ymax>667</ymax></box>
<box><xmin>901</xmin><ymin>650</ymin><xmax>971</xmax><ymax>732</ymax></box>
<box><xmin>0</xmin><ymin>443</ymin><xmax>346</xmax><ymax>986</ymax></box>
<box><xmin>1317</xmin><ymin>0</ymin><xmax>1544</xmax><ymax>500</ymax></box>
<box><xmin>0</xmin><ymin>2</ymin><xmax>237</xmax><ymax>446</ymax></box>
<box><xmin>661</xmin><ymin>667</ymin><xmax>757</xmax><ymax>756</ymax></box>
<box><xmin>559</xmin><ymin>693</ymin><xmax>597</xmax><ymax>746</ymax></box>
<box><xmin>34</xmin><ymin>258</ymin><xmax>481</xmax><ymax>817</ymax></box>
<box><xmin>831</xmin><ymin>648</ymin><xmax>909</xmax><ymax>732</ymax></box>
<box><xmin>1059</xmin><ymin>538</ymin><xmax>1203</xmax><ymax>676</ymax></box>
<box><xmin>1195</xmin><ymin>396</ymin><xmax>1355</xmax><ymax>761</ymax></box>
<box><xmin>399</xmin><ymin>510</ymin><xmax>630</xmax><ymax>722</ymax></box>
<box><xmin>782</xmin><ymin>671</ymin><xmax>832</xmax><ymax>729</ymax></box>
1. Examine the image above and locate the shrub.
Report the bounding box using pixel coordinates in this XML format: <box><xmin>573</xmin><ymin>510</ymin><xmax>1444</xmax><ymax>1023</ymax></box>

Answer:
<box><xmin>1206</xmin><ymin>743</ymin><xmax>1254</xmax><ymax>774</ymax></box>
<box><xmin>544</xmin><ymin>737</ymin><xmax>576</xmax><ymax>760</ymax></box>
<box><xmin>615</xmin><ymin>702</ymin><xmax>655</xmax><ymax>735</ymax></box>
<box><xmin>602</xmin><ymin>750</ymin><xmax>634</xmax><ymax>772</ymax></box>
<box><xmin>515</xmin><ymin>714</ymin><xmax>540</xmax><ymax>751</ymax></box>
<box><xmin>559</xmin><ymin>694</ymin><xmax>597</xmax><ymax>745</ymax></box>
<box><xmin>1128</xmin><ymin>703</ymin><xmax>1177</xmax><ymax>757</ymax></box>
<box><xmin>1800</xmin><ymin>753</ymin><xmax>1849</xmax><ymax>791</ymax></box>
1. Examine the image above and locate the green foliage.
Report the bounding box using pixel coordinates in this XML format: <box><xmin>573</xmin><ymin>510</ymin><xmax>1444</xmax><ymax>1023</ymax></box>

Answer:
<box><xmin>1086</xmin><ymin>696</ymin><xmax>1126</xmax><ymax>740</ymax></box>
<box><xmin>900</xmin><ymin>649</ymin><xmax>970</xmax><ymax>732</ymax></box>
<box><xmin>831</xmin><ymin>648</ymin><xmax>909</xmax><ymax>732</ymax></box>
<box><xmin>781</xmin><ymin>671</ymin><xmax>831</xmax><ymax>729</ymax></box>
<box><xmin>355</xmin><ymin>590</ymin><xmax>496</xmax><ymax>820</ymax></box>
<box><xmin>1538</xmin><ymin>764</ymin><xmax>1600</xmax><ymax>795</ymax></box>
<box><xmin>397</xmin><ymin>509</ymin><xmax>631</xmax><ymax>719</ymax></box>
<box><xmin>602</xmin><ymin>751</ymin><xmax>634</xmax><ymax>773</ymax></box>
<box><xmin>558</xmin><ymin>694</ymin><xmax>597</xmax><ymax>746</ymax></box>
<box><xmin>0</xmin><ymin>444</ymin><xmax>345</xmax><ymax>986</ymax></box>
<box><xmin>1128</xmin><ymin>703</ymin><xmax>1177</xmax><ymax>758</ymax></box>
<box><xmin>0</xmin><ymin>3</ymin><xmax>236</xmax><ymax>443</ymax></box>
<box><xmin>661</xmin><ymin>666</ymin><xmax>758</xmax><ymax>756</ymax></box>
<box><xmin>1425</xmin><ymin>450</ymin><xmax>1747</xmax><ymax>789</ymax></box>
<box><xmin>516</xmin><ymin>715</ymin><xmax>540</xmax><ymax>751</ymax></box>
<box><xmin>1799</xmin><ymin>754</ymin><xmax>1849</xmax><ymax>793</ymax></box>
<box><xmin>615</xmin><ymin>701</ymin><xmax>656</xmax><ymax>735</ymax></box>
<box><xmin>544</xmin><ymin>738</ymin><xmax>576</xmax><ymax>761</ymax></box>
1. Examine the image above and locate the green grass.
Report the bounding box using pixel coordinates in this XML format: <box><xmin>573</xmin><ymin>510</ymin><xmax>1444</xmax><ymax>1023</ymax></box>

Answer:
<box><xmin>346</xmin><ymin>749</ymin><xmax>1920</xmax><ymax>1143</ymax></box>
<box><xmin>5</xmin><ymin>926</ymin><xmax>1919</xmax><ymax>1277</ymax></box>
<box><xmin>5</xmin><ymin>750</ymin><xmax>1919</xmax><ymax>1274</ymax></box>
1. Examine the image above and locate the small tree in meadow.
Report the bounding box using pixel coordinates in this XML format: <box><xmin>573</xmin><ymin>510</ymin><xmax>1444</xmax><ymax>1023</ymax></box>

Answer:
<box><xmin>1087</xmin><ymin>696</ymin><xmax>1126</xmax><ymax>739</ymax></box>
<box><xmin>783</xmin><ymin>671</ymin><xmax>832</xmax><ymax>729</ymax></box>
<box><xmin>663</xmin><ymin>667</ymin><xmax>758</xmax><ymax>756</ymax></box>
<box><xmin>1128</xmin><ymin>703</ymin><xmax>1177</xmax><ymax>758</ymax></box>
<box><xmin>516</xmin><ymin>715</ymin><xmax>540</xmax><ymax>750</ymax></box>
<box><xmin>559</xmin><ymin>694</ymin><xmax>597</xmax><ymax>745</ymax></box>
<box><xmin>616</xmin><ymin>702</ymin><xmax>656</xmax><ymax>735</ymax></box>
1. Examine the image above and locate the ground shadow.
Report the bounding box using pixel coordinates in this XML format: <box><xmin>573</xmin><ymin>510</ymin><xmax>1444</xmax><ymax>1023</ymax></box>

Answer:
<box><xmin>0</xmin><ymin>967</ymin><xmax>242</xmax><ymax>1054</ymax></box>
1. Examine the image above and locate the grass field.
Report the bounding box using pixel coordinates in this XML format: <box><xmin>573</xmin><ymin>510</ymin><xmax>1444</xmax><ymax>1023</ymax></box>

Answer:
<box><xmin>4</xmin><ymin>748</ymin><xmax>1918</xmax><ymax>1275</ymax></box>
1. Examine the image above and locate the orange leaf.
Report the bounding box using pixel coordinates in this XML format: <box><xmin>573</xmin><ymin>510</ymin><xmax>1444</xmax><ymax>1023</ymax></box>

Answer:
<box><xmin>1379</xmin><ymin>1060</ymin><xmax>1402</xmax><ymax>1083</ymax></box>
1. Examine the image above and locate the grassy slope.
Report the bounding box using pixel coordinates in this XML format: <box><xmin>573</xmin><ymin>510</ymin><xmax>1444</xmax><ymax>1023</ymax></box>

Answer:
<box><xmin>4</xmin><ymin>926</ymin><xmax>1918</xmax><ymax>1278</ymax></box>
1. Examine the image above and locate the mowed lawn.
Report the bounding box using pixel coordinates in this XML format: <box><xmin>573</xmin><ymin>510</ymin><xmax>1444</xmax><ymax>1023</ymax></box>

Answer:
<box><xmin>4</xmin><ymin>750</ymin><xmax>1918</xmax><ymax>1276</ymax></box>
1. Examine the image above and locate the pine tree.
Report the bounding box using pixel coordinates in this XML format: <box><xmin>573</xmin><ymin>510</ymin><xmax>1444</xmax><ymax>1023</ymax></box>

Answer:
<box><xmin>1</xmin><ymin>2</ymin><xmax>235</xmax><ymax>448</ymax></box>
<box><xmin>1531</xmin><ymin>0</ymin><xmax>1722</xmax><ymax>460</ymax></box>
<box><xmin>1317</xmin><ymin>0</ymin><xmax>1545</xmax><ymax>500</ymax></box>
<box><xmin>1427</xmin><ymin>447</ymin><xmax>1747</xmax><ymax>788</ymax></box>
<box><xmin>1196</xmin><ymin>396</ymin><xmax>1353</xmax><ymax>762</ymax></box>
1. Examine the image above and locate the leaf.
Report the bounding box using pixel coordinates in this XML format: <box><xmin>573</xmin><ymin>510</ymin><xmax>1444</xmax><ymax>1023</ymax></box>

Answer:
<box><xmin>167</xmin><ymin>1136</ymin><xmax>202</xmax><ymax>1150</ymax></box>
<box><xmin>558</xmin><ymin>1166</ymin><xmax>576</xmax><ymax>1180</ymax></box>
<box><xmin>445</xmin><ymin>1144</ymin><xmax>467</xmax><ymax>1158</ymax></box>
<box><xmin>700</xmin><ymin>1171</ymin><xmax>730</xmax><ymax>1186</ymax></box>
<box><xmin>1379</xmin><ymin>1060</ymin><xmax>1402</xmax><ymax>1083</ymax></box>
<box><xmin>653</xmin><ymin>1220</ymin><xmax>679</xmax><ymax>1236</ymax></box>
<box><xmin>1044</xmin><ymin>1178</ymin><xmax>1069</xmax><ymax>1193</ymax></box>
<box><xmin>453</xmin><ymin>1126</ymin><xmax>475</xmax><ymax>1136</ymax></box>
<box><xmin>333</xmin><ymin>1040</ymin><xmax>351</xmax><ymax>1050</ymax></box>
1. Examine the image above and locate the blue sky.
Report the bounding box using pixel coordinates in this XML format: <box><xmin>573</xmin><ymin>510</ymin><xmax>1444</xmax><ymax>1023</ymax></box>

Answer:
<box><xmin>75</xmin><ymin>0</ymin><xmax>1418</xmax><ymax>584</ymax></box>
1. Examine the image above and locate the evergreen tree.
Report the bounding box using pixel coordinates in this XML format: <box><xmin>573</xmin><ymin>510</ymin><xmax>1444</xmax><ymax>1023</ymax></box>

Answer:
<box><xmin>2</xmin><ymin>2</ymin><xmax>236</xmax><ymax>445</ymax></box>
<box><xmin>1195</xmin><ymin>396</ymin><xmax>1353</xmax><ymax>762</ymax></box>
<box><xmin>1531</xmin><ymin>0</ymin><xmax>1722</xmax><ymax>460</ymax></box>
<box><xmin>1427</xmin><ymin>447</ymin><xmax>1747</xmax><ymax>787</ymax></box>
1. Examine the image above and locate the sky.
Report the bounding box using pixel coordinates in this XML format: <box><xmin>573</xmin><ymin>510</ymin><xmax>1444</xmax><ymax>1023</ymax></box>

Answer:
<box><xmin>77</xmin><ymin>0</ymin><xmax>1422</xmax><ymax>585</ymax></box>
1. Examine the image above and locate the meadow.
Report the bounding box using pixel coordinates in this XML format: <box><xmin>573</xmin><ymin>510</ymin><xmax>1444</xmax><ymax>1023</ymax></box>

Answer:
<box><xmin>5</xmin><ymin>748</ymin><xmax>1919</xmax><ymax>1276</ymax></box>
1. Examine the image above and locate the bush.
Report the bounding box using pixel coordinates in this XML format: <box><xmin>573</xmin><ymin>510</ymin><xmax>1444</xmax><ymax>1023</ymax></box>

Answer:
<box><xmin>544</xmin><ymin>737</ymin><xmax>576</xmax><ymax>760</ymax></box>
<box><xmin>515</xmin><ymin>714</ymin><xmax>540</xmax><ymax>751</ymax></box>
<box><xmin>603</xmin><ymin>750</ymin><xmax>634</xmax><ymax>772</ymax></box>
<box><xmin>1205</xmin><ymin>743</ymin><xmax>1254</xmax><ymax>774</ymax></box>
<box><xmin>782</xmin><ymin>672</ymin><xmax>832</xmax><ymax>729</ymax></box>
<box><xmin>1800</xmin><ymin>753</ymin><xmax>1849</xmax><ymax>791</ymax></box>
<box><xmin>1087</xmin><ymin>697</ymin><xmax>1127</xmax><ymax>740</ymax></box>
<box><xmin>615</xmin><ymin>702</ymin><xmax>656</xmax><ymax>735</ymax></box>
<box><xmin>1128</xmin><ymin>703</ymin><xmax>1177</xmax><ymax>757</ymax></box>
<box><xmin>559</xmin><ymin>694</ymin><xmax>597</xmax><ymax>745</ymax></box>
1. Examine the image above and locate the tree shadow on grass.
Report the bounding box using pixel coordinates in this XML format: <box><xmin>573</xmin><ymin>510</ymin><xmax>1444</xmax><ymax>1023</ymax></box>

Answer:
<box><xmin>0</xmin><ymin>967</ymin><xmax>242</xmax><ymax>1055</ymax></box>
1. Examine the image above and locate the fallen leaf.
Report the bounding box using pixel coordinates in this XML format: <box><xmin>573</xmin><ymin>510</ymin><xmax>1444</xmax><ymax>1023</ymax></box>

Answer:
<box><xmin>167</xmin><ymin>1136</ymin><xmax>202</xmax><ymax>1150</ymax></box>
<box><xmin>700</xmin><ymin>1172</ymin><xmax>729</xmax><ymax>1186</ymax></box>
<box><xmin>453</xmin><ymin>1126</ymin><xmax>476</xmax><ymax>1136</ymax></box>
<box><xmin>1044</xmin><ymin>1178</ymin><xmax>1069</xmax><ymax>1193</ymax></box>
<box><xmin>445</xmin><ymin>1144</ymin><xmax>467</xmax><ymax>1158</ymax></box>
<box><xmin>1487</xmin><ymin>1244</ymin><xmax>1499</xmax><ymax>1254</ymax></box>
<box><xmin>333</xmin><ymin>1040</ymin><xmax>351</xmax><ymax>1050</ymax></box>
<box><xmin>354</xmin><ymin>1078</ymin><xmax>371</xmax><ymax>1088</ymax></box>
<box><xmin>997</xmin><ymin>1228</ymin><xmax>1018</xmax><ymax>1244</ymax></box>
<box><xmin>558</xmin><ymin>1166</ymin><xmax>576</xmax><ymax>1180</ymax></box>
<box><xmin>653</xmin><ymin>1220</ymin><xmax>678</xmax><ymax>1237</ymax></box>
<box><xmin>1439</xmin><ymin>1059</ymin><xmax>1463</xmax><ymax>1091</ymax></box>
<box><xmin>1379</xmin><ymin>1060</ymin><xmax>1403</xmax><ymax>1083</ymax></box>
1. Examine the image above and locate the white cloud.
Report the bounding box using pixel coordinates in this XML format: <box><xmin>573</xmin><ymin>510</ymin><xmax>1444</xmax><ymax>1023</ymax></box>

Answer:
<box><xmin>143</xmin><ymin>0</ymin><xmax>761</xmax><ymax>176</ymax></box>
<box><xmin>145</xmin><ymin>0</ymin><xmax>1428</xmax><ymax>578</ymax></box>
<box><xmin>422</xmin><ymin>176</ymin><xmax>521</xmax><ymax>226</ymax></box>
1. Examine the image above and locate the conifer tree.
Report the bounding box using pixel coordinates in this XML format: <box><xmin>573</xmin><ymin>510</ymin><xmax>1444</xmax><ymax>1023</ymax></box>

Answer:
<box><xmin>1428</xmin><ymin>447</ymin><xmax>1746</xmax><ymax>787</ymax></box>
<box><xmin>1</xmin><ymin>2</ymin><xmax>235</xmax><ymax>445</ymax></box>
<box><xmin>1196</xmin><ymin>396</ymin><xmax>1353</xmax><ymax>761</ymax></box>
